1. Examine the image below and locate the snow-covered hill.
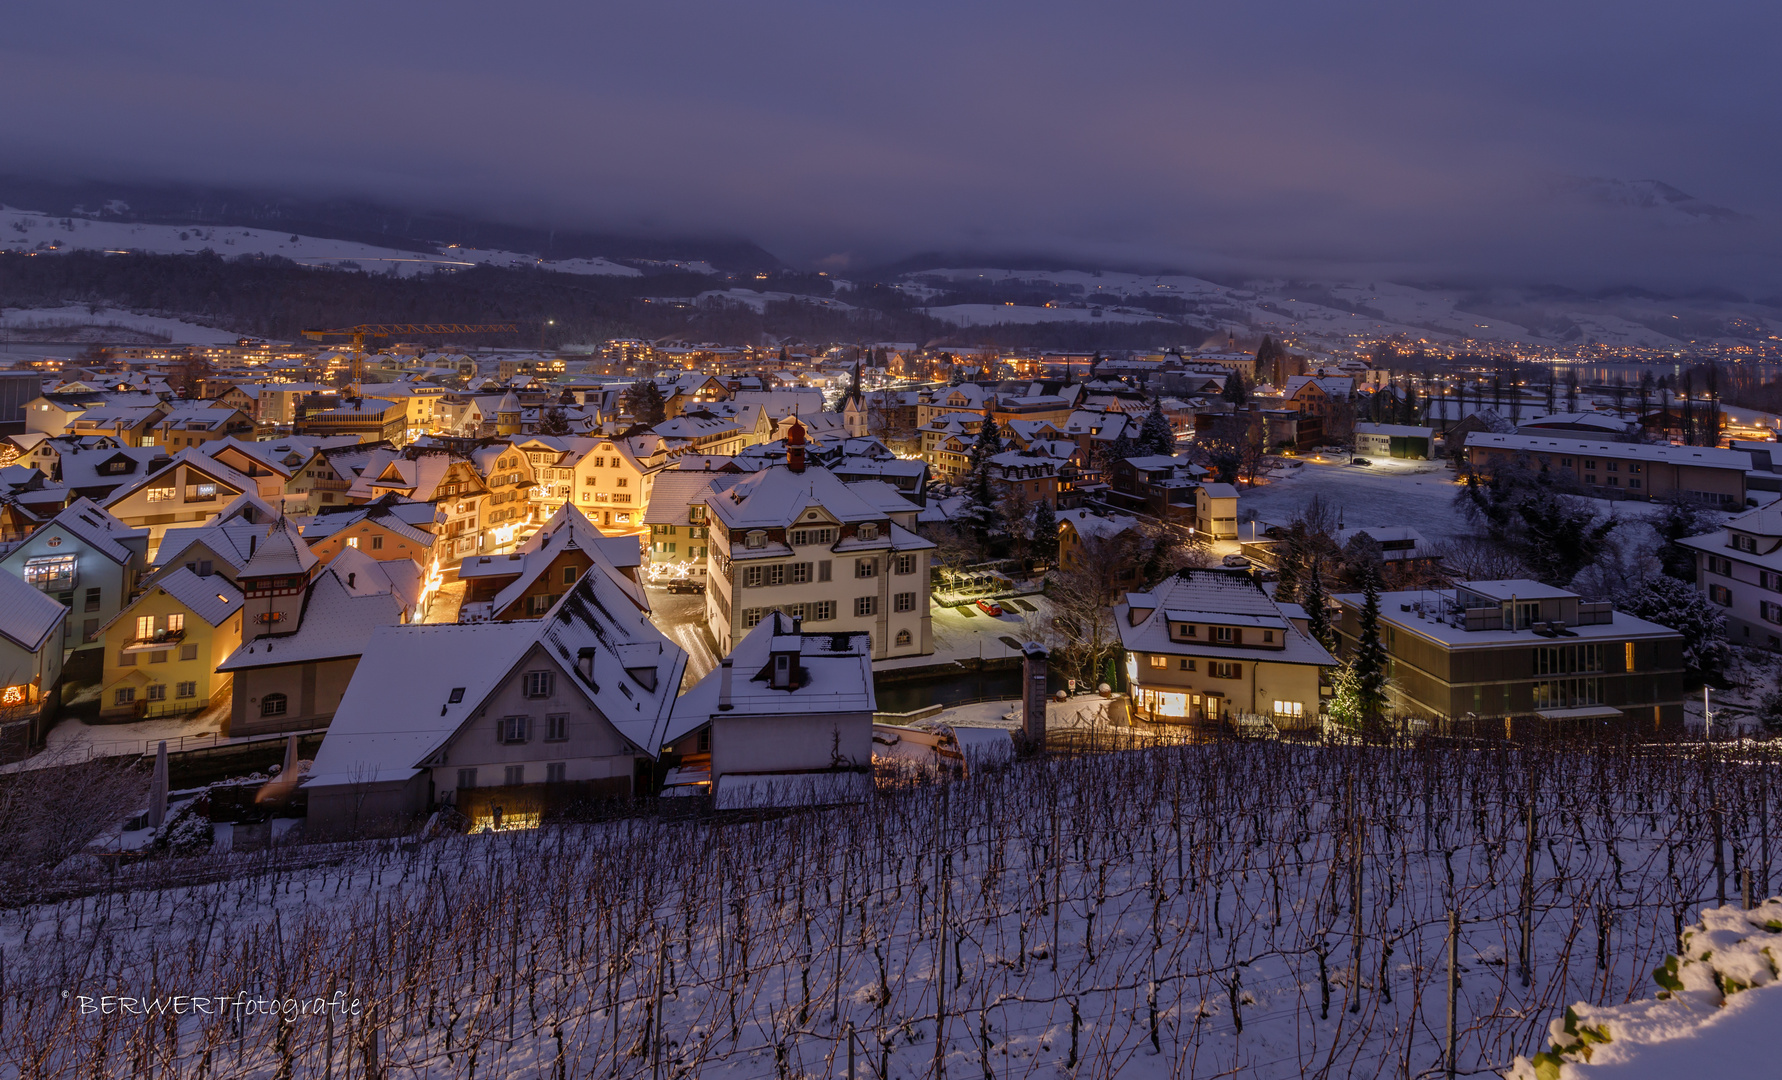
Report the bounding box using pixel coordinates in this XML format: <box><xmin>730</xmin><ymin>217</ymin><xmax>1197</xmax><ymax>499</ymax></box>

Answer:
<box><xmin>0</xmin><ymin>207</ymin><xmax>645</xmax><ymax>278</ymax></box>
<box><xmin>901</xmin><ymin>266</ymin><xmax>1779</xmax><ymax>349</ymax></box>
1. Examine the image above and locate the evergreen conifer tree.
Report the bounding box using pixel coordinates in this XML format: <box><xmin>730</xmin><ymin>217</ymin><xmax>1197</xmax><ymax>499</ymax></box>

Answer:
<box><xmin>626</xmin><ymin>380</ymin><xmax>666</xmax><ymax>426</ymax></box>
<box><xmin>1221</xmin><ymin>369</ymin><xmax>1249</xmax><ymax>405</ymax></box>
<box><xmin>1327</xmin><ymin>566</ymin><xmax>1389</xmax><ymax>728</ymax></box>
<box><xmin>1138</xmin><ymin>397</ymin><xmax>1175</xmax><ymax>456</ymax></box>
<box><xmin>1301</xmin><ymin>555</ymin><xmax>1336</xmax><ymax>653</ymax></box>
<box><xmin>1031</xmin><ymin>498</ymin><xmax>1057</xmax><ymax>562</ymax></box>
<box><xmin>1347</xmin><ymin>566</ymin><xmax>1390</xmax><ymax>720</ymax></box>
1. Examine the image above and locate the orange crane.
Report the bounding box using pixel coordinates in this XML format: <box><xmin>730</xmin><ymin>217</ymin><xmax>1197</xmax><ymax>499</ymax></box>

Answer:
<box><xmin>300</xmin><ymin>323</ymin><xmax>519</xmax><ymax>396</ymax></box>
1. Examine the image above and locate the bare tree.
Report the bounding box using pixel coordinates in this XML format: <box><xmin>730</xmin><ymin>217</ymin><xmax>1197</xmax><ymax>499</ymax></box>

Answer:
<box><xmin>0</xmin><ymin>748</ymin><xmax>148</xmax><ymax>898</ymax></box>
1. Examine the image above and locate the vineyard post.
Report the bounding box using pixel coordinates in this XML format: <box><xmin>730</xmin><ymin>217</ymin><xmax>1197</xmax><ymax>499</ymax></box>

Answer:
<box><xmin>935</xmin><ymin>851</ymin><xmax>949</xmax><ymax>1079</ymax></box>
<box><xmin>1520</xmin><ymin>786</ymin><xmax>1535</xmax><ymax>987</ymax></box>
<box><xmin>1445</xmin><ymin>910</ymin><xmax>1458</xmax><ymax>1080</ymax></box>
<box><xmin>1350</xmin><ymin>801</ymin><xmax>1362</xmax><ymax>1014</ymax></box>
<box><xmin>1742</xmin><ymin>867</ymin><xmax>1753</xmax><ymax>911</ymax></box>
<box><xmin>652</xmin><ymin>933</ymin><xmax>666</xmax><ymax>1080</ymax></box>
<box><xmin>847</xmin><ymin>1020</ymin><xmax>855</xmax><ymax>1080</ymax></box>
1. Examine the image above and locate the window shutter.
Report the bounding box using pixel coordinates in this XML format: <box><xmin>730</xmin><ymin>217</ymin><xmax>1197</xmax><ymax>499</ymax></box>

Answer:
<box><xmin>496</xmin><ymin>717</ymin><xmax>505</xmax><ymax>743</ymax></box>
<box><xmin>526</xmin><ymin>716</ymin><xmax>535</xmax><ymax>741</ymax></box>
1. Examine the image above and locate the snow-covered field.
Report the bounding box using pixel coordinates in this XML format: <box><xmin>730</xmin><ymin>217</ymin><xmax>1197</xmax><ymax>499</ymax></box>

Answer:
<box><xmin>922</xmin><ymin>303</ymin><xmax>1172</xmax><ymax>327</ymax></box>
<box><xmin>1236</xmin><ymin>458</ymin><xmax>1669</xmax><ymax>544</ymax></box>
<box><xmin>0</xmin><ymin>304</ymin><xmax>244</xmax><ymax>344</ymax></box>
<box><xmin>1238</xmin><ymin>458</ymin><xmax>1476</xmax><ymax>540</ymax></box>
<box><xmin>3</xmin><ymin>739</ymin><xmax>1771</xmax><ymax>1079</ymax></box>
<box><xmin>0</xmin><ymin>207</ymin><xmax>644</xmax><ymax>278</ymax></box>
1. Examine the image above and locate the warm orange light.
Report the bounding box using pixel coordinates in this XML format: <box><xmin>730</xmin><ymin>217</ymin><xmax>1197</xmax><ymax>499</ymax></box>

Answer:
<box><xmin>1</xmin><ymin>685</ymin><xmax>26</xmax><ymax>705</ymax></box>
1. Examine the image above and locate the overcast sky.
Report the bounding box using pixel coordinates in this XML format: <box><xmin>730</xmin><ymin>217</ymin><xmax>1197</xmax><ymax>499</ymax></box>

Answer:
<box><xmin>6</xmin><ymin>2</ymin><xmax>1780</xmax><ymax>287</ymax></box>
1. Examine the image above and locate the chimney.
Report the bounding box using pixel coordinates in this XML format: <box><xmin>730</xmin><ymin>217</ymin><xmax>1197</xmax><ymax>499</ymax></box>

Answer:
<box><xmin>718</xmin><ymin>657</ymin><xmax>734</xmax><ymax>711</ymax></box>
<box><xmin>786</xmin><ymin>416</ymin><xmax>807</xmax><ymax>473</ymax></box>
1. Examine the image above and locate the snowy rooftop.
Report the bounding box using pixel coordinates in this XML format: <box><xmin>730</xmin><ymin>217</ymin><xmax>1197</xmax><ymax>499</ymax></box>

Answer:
<box><xmin>1117</xmin><ymin>569</ymin><xmax>1336</xmax><ymax>667</ymax></box>
<box><xmin>1466</xmin><ymin>432</ymin><xmax>1754</xmax><ymax>469</ymax></box>
<box><xmin>665</xmin><ymin>610</ymin><xmax>874</xmax><ymax>745</ymax></box>
<box><xmin>217</xmin><ymin>564</ymin><xmax>406</xmax><ymax>673</ymax></box>
<box><xmin>1334</xmin><ymin>587</ymin><xmax>1684</xmax><ymax>648</ymax></box>
<box><xmin>0</xmin><ymin>566</ymin><xmax>66</xmax><ymax>656</ymax></box>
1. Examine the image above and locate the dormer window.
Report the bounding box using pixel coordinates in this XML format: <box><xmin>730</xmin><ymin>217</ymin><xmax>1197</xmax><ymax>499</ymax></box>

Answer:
<box><xmin>1734</xmin><ymin>535</ymin><xmax>1757</xmax><ymax>553</ymax></box>
<box><xmin>857</xmin><ymin>523</ymin><xmax>879</xmax><ymax>541</ymax></box>
<box><xmin>746</xmin><ymin>531</ymin><xmax>766</xmax><ymax>549</ymax></box>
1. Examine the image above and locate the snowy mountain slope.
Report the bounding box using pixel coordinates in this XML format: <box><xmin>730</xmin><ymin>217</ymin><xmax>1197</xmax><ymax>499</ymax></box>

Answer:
<box><xmin>0</xmin><ymin>304</ymin><xmax>243</xmax><ymax>344</ymax></box>
<box><xmin>901</xmin><ymin>266</ymin><xmax>1776</xmax><ymax>349</ymax></box>
<box><xmin>0</xmin><ymin>207</ymin><xmax>644</xmax><ymax>278</ymax></box>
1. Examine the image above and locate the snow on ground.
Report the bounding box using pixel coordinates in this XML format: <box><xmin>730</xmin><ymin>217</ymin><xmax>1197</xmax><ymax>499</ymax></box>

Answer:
<box><xmin>875</xmin><ymin>594</ymin><xmax>1051</xmax><ymax>673</ymax></box>
<box><xmin>0</xmin><ymin>304</ymin><xmax>244</xmax><ymax>344</ymax></box>
<box><xmin>693</xmin><ymin>289</ymin><xmax>854</xmax><ymax>313</ymax></box>
<box><xmin>0</xmin><ymin>207</ymin><xmax>642</xmax><ymax>278</ymax></box>
<box><xmin>0</xmin><ymin>688</ymin><xmax>232</xmax><ymax>772</ymax></box>
<box><xmin>2</xmin><ymin>742</ymin><xmax>1760</xmax><ymax>1079</ymax></box>
<box><xmin>922</xmin><ymin>303</ymin><xmax>1173</xmax><ymax>326</ymax></box>
<box><xmin>925</xmin><ymin>692</ymin><xmax>1120</xmax><ymax>730</ymax></box>
<box><xmin>1504</xmin><ymin>900</ymin><xmax>1782</xmax><ymax>1079</ymax></box>
<box><xmin>1237</xmin><ymin>457</ymin><xmax>1475</xmax><ymax>540</ymax></box>
<box><xmin>1237</xmin><ymin>457</ymin><xmax>1668</xmax><ymax>544</ymax></box>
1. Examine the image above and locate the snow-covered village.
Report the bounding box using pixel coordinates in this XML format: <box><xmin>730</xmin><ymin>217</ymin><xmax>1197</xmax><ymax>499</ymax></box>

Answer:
<box><xmin>6</xmin><ymin>6</ymin><xmax>1782</xmax><ymax>1079</ymax></box>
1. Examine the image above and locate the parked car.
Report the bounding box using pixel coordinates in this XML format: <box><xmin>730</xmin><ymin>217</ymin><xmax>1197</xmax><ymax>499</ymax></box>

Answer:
<box><xmin>1348</xmin><ymin>457</ymin><xmax>1372</xmax><ymax>467</ymax></box>
<box><xmin>665</xmin><ymin>578</ymin><xmax>706</xmax><ymax>594</ymax></box>
<box><xmin>1222</xmin><ymin>554</ymin><xmax>1250</xmax><ymax>569</ymax></box>
<box><xmin>976</xmin><ymin>598</ymin><xmax>1005</xmax><ymax>616</ymax></box>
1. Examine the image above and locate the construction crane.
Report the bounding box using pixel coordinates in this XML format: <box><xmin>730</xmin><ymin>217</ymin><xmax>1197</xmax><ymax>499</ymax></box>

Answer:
<box><xmin>300</xmin><ymin>323</ymin><xmax>519</xmax><ymax>396</ymax></box>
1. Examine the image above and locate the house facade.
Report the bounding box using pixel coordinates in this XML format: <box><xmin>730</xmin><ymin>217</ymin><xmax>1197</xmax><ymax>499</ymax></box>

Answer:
<box><xmin>1678</xmin><ymin>503</ymin><xmax>1782</xmax><ymax>651</ymax></box>
<box><xmin>705</xmin><ymin>427</ymin><xmax>934</xmax><ymax>661</ymax></box>
<box><xmin>1116</xmin><ymin>569</ymin><xmax>1334</xmax><ymax>729</ymax></box>
<box><xmin>1330</xmin><ymin>579</ymin><xmax>1687</xmax><ymax>735</ymax></box>
<box><xmin>0</xmin><ymin>499</ymin><xmax>148</xmax><ymax>650</ymax></box>
<box><xmin>303</xmin><ymin>568</ymin><xmax>686</xmax><ymax>837</ymax></box>
<box><xmin>97</xmin><ymin>568</ymin><xmax>244</xmax><ymax>720</ymax></box>
<box><xmin>661</xmin><ymin>611</ymin><xmax>874</xmax><ymax>807</ymax></box>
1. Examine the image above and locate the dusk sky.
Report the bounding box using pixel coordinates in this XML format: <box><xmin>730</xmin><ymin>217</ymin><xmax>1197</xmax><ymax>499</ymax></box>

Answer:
<box><xmin>7</xmin><ymin>2</ymin><xmax>1780</xmax><ymax>286</ymax></box>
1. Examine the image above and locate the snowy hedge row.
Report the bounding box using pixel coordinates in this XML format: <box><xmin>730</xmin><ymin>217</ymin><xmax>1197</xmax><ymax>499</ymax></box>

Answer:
<box><xmin>1506</xmin><ymin>898</ymin><xmax>1782</xmax><ymax>1078</ymax></box>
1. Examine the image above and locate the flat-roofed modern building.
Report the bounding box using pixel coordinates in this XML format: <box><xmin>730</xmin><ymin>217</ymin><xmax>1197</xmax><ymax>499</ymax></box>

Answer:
<box><xmin>1331</xmin><ymin>579</ymin><xmax>1687</xmax><ymax>736</ymax></box>
<box><xmin>1464</xmin><ymin>433</ymin><xmax>1750</xmax><ymax>507</ymax></box>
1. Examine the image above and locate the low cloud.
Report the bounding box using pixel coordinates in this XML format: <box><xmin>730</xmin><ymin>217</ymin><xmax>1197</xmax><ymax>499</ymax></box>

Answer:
<box><xmin>3</xmin><ymin>2</ymin><xmax>1779</xmax><ymax>290</ymax></box>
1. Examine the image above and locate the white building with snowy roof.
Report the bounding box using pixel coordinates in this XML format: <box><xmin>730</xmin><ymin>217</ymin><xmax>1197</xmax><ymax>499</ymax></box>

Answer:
<box><xmin>303</xmin><ymin>560</ymin><xmax>687</xmax><ymax>837</ymax></box>
<box><xmin>661</xmin><ymin>610</ymin><xmax>875</xmax><ymax>808</ymax></box>
<box><xmin>217</xmin><ymin>547</ymin><xmax>417</xmax><ymax>738</ymax></box>
<box><xmin>704</xmin><ymin>423</ymin><xmax>935</xmax><ymax>661</ymax></box>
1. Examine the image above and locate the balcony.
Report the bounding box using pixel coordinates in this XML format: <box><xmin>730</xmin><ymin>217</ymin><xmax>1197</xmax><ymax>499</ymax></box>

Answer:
<box><xmin>123</xmin><ymin>629</ymin><xmax>186</xmax><ymax>652</ymax></box>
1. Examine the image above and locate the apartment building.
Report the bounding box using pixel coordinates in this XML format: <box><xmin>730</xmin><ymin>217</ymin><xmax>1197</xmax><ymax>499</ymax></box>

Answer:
<box><xmin>704</xmin><ymin>425</ymin><xmax>934</xmax><ymax>660</ymax></box>
<box><xmin>1330</xmin><ymin>579</ymin><xmax>1687</xmax><ymax>735</ymax></box>
<box><xmin>1679</xmin><ymin>503</ymin><xmax>1782</xmax><ymax>651</ymax></box>
<box><xmin>1465</xmin><ymin>433</ymin><xmax>1751</xmax><ymax>506</ymax></box>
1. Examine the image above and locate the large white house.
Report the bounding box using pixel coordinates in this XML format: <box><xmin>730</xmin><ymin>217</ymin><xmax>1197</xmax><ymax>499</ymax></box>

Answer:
<box><xmin>703</xmin><ymin>423</ymin><xmax>934</xmax><ymax>661</ymax></box>
<box><xmin>1679</xmin><ymin>503</ymin><xmax>1782</xmax><ymax>652</ymax></box>
<box><xmin>303</xmin><ymin>559</ymin><xmax>687</xmax><ymax>837</ymax></box>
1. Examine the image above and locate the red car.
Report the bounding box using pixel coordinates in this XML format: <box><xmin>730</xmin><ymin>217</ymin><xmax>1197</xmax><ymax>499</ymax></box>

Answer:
<box><xmin>976</xmin><ymin>599</ymin><xmax>1004</xmax><ymax>616</ymax></box>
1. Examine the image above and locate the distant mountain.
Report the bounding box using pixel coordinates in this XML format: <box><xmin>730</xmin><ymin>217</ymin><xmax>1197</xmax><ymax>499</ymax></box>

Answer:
<box><xmin>1551</xmin><ymin>176</ymin><xmax>1753</xmax><ymax>225</ymax></box>
<box><xmin>0</xmin><ymin>175</ymin><xmax>783</xmax><ymax>271</ymax></box>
